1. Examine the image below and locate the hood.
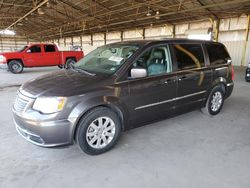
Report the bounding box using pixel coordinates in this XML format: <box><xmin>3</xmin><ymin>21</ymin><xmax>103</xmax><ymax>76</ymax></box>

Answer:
<box><xmin>20</xmin><ymin>70</ymin><xmax>112</xmax><ymax>98</ymax></box>
<box><xmin>0</xmin><ymin>52</ymin><xmax>22</xmax><ymax>56</ymax></box>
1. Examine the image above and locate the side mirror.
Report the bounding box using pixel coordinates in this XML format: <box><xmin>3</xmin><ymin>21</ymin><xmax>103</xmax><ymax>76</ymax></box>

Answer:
<box><xmin>26</xmin><ymin>49</ymin><xmax>31</xmax><ymax>53</ymax></box>
<box><xmin>131</xmin><ymin>67</ymin><xmax>147</xmax><ymax>79</ymax></box>
<box><xmin>226</xmin><ymin>59</ymin><xmax>232</xmax><ymax>64</ymax></box>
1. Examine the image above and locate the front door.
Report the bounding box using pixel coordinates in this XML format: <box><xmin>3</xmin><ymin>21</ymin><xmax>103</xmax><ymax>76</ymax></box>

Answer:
<box><xmin>127</xmin><ymin>45</ymin><xmax>177</xmax><ymax>126</ymax></box>
<box><xmin>23</xmin><ymin>45</ymin><xmax>43</xmax><ymax>67</ymax></box>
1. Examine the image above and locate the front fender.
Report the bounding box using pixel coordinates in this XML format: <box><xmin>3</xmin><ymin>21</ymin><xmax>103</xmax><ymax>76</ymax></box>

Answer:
<box><xmin>67</xmin><ymin>94</ymin><xmax>129</xmax><ymax>142</ymax></box>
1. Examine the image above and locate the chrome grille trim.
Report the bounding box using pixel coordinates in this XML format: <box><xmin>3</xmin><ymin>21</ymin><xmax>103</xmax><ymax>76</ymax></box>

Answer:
<box><xmin>13</xmin><ymin>91</ymin><xmax>33</xmax><ymax>113</ymax></box>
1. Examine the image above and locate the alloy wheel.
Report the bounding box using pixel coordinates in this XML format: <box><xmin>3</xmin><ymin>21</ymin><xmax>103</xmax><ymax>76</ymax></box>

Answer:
<box><xmin>86</xmin><ymin>117</ymin><xmax>116</xmax><ymax>149</ymax></box>
<box><xmin>211</xmin><ymin>91</ymin><xmax>223</xmax><ymax>112</ymax></box>
<box><xmin>12</xmin><ymin>63</ymin><xmax>22</xmax><ymax>72</ymax></box>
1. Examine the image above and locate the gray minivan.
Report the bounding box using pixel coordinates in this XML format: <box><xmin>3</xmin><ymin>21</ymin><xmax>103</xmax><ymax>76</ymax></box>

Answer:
<box><xmin>13</xmin><ymin>39</ymin><xmax>234</xmax><ymax>155</ymax></box>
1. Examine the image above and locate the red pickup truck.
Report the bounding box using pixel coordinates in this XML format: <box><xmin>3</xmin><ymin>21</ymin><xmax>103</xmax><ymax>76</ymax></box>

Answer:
<box><xmin>0</xmin><ymin>43</ymin><xmax>84</xmax><ymax>73</ymax></box>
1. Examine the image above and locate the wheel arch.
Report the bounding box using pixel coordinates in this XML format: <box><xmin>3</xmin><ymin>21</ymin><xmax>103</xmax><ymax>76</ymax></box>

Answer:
<box><xmin>65</xmin><ymin>56</ymin><xmax>77</xmax><ymax>63</ymax></box>
<box><xmin>202</xmin><ymin>77</ymin><xmax>227</xmax><ymax>107</ymax></box>
<box><xmin>71</xmin><ymin>101</ymin><xmax>126</xmax><ymax>142</ymax></box>
<box><xmin>7</xmin><ymin>59</ymin><xmax>24</xmax><ymax>67</ymax></box>
<box><xmin>211</xmin><ymin>77</ymin><xmax>227</xmax><ymax>95</ymax></box>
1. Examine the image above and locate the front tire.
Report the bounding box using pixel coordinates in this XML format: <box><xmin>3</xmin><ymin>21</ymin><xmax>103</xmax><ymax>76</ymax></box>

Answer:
<box><xmin>202</xmin><ymin>86</ymin><xmax>225</xmax><ymax>116</ymax></box>
<box><xmin>8</xmin><ymin>60</ymin><xmax>23</xmax><ymax>74</ymax></box>
<box><xmin>58</xmin><ymin>65</ymin><xmax>64</xmax><ymax>69</ymax></box>
<box><xmin>76</xmin><ymin>107</ymin><xmax>122</xmax><ymax>155</ymax></box>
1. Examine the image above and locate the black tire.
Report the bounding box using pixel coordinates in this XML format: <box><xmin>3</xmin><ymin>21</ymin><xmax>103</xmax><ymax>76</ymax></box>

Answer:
<box><xmin>58</xmin><ymin>65</ymin><xmax>64</xmax><ymax>69</ymax></box>
<box><xmin>8</xmin><ymin>60</ymin><xmax>23</xmax><ymax>74</ymax></box>
<box><xmin>76</xmin><ymin>107</ymin><xmax>122</xmax><ymax>155</ymax></box>
<box><xmin>65</xmin><ymin>58</ymin><xmax>76</xmax><ymax>69</ymax></box>
<box><xmin>202</xmin><ymin>85</ymin><xmax>225</xmax><ymax>116</ymax></box>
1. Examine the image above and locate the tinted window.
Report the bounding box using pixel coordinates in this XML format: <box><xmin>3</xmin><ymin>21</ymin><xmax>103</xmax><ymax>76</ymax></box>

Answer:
<box><xmin>206</xmin><ymin>44</ymin><xmax>230</xmax><ymax>65</ymax></box>
<box><xmin>28</xmin><ymin>45</ymin><xmax>41</xmax><ymax>53</ymax></box>
<box><xmin>174</xmin><ymin>44</ymin><xmax>205</xmax><ymax>70</ymax></box>
<box><xmin>44</xmin><ymin>45</ymin><xmax>56</xmax><ymax>52</ymax></box>
<box><xmin>129</xmin><ymin>45</ymin><xmax>172</xmax><ymax>77</ymax></box>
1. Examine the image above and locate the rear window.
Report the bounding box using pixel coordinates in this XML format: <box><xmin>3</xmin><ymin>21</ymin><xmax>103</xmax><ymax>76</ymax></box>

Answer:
<box><xmin>206</xmin><ymin>44</ymin><xmax>230</xmax><ymax>66</ymax></box>
<box><xmin>44</xmin><ymin>45</ymin><xmax>56</xmax><ymax>52</ymax></box>
<box><xmin>173</xmin><ymin>44</ymin><xmax>205</xmax><ymax>70</ymax></box>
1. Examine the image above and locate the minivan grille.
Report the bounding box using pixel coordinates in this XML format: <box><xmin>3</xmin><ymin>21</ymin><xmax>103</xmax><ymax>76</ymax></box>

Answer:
<box><xmin>14</xmin><ymin>92</ymin><xmax>32</xmax><ymax>113</ymax></box>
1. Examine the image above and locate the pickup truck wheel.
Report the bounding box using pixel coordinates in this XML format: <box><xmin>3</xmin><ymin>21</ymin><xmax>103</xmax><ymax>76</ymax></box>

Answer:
<box><xmin>65</xmin><ymin>59</ymin><xmax>76</xmax><ymax>69</ymax></box>
<box><xmin>76</xmin><ymin>107</ymin><xmax>122</xmax><ymax>155</ymax></box>
<box><xmin>58</xmin><ymin>65</ymin><xmax>64</xmax><ymax>69</ymax></box>
<box><xmin>8</xmin><ymin>60</ymin><xmax>23</xmax><ymax>74</ymax></box>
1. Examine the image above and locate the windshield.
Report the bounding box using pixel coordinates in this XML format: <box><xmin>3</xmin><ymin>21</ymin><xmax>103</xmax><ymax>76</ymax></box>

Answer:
<box><xmin>74</xmin><ymin>44</ymin><xmax>140</xmax><ymax>75</ymax></box>
<box><xmin>18</xmin><ymin>45</ymin><xmax>28</xmax><ymax>52</ymax></box>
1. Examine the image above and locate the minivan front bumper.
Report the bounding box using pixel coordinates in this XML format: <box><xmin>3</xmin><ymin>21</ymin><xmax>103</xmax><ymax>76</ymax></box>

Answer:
<box><xmin>13</xmin><ymin>111</ymin><xmax>74</xmax><ymax>147</ymax></box>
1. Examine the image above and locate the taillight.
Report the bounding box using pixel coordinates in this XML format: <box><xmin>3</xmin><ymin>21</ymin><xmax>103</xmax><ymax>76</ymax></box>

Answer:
<box><xmin>231</xmin><ymin>65</ymin><xmax>235</xmax><ymax>81</ymax></box>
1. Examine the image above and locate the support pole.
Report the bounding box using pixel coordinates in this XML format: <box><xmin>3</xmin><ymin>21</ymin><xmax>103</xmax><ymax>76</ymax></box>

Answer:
<box><xmin>121</xmin><ymin>31</ymin><xmax>123</xmax><ymax>42</ymax></box>
<box><xmin>215</xmin><ymin>19</ymin><xmax>220</xmax><ymax>42</ymax></box>
<box><xmin>241</xmin><ymin>15</ymin><xmax>250</xmax><ymax>66</ymax></box>
<box><xmin>142</xmin><ymin>28</ymin><xmax>145</xmax><ymax>40</ymax></box>
<box><xmin>0</xmin><ymin>37</ymin><xmax>3</xmax><ymax>52</ymax></box>
<box><xmin>172</xmin><ymin>25</ymin><xmax>176</xmax><ymax>38</ymax></box>
<box><xmin>90</xmin><ymin>34</ymin><xmax>93</xmax><ymax>46</ymax></box>
<box><xmin>80</xmin><ymin>36</ymin><xmax>82</xmax><ymax>48</ymax></box>
<box><xmin>104</xmin><ymin>32</ymin><xmax>107</xmax><ymax>45</ymax></box>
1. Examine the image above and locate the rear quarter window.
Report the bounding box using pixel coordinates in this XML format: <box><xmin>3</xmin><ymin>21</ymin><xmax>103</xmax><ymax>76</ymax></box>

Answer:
<box><xmin>206</xmin><ymin>43</ymin><xmax>230</xmax><ymax>66</ymax></box>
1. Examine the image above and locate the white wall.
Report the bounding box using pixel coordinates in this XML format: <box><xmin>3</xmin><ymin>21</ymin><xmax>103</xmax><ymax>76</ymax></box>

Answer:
<box><xmin>218</xmin><ymin>16</ymin><xmax>249</xmax><ymax>66</ymax></box>
<box><xmin>53</xmin><ymin>17</ymin><xmax>250</xmax><ymax>66</ymax></box>
<box><xmin>0</xmin><ymin>36</ymin><xmax>36</xmax><ymax>52</ymax></box>
<box><xmin>2</xmin><ymin>16</ymin><xmax>249</xmax><ymax>66</ymax></box>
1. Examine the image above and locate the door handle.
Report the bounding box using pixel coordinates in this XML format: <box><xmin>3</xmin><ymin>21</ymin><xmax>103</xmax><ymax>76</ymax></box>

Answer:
<box><xmin>178</xmin><ymin>75</ymin><xmax>187</xmax><ymax>81</ymax></box>
<box><xmin>164</xmin><ymin>79</ymin><xmax>176</xmax><ymax>84</ymax></box>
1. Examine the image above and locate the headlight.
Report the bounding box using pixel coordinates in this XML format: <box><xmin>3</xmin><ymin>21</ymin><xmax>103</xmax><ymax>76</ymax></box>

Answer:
<box><xmin>33</xmin><ymin>97</ymin><xmax>66</xmax><ymax>114</ymax></box>
<box><xmin>0</xmin><ymin>55</ymin><xmax>6</xmax><ymax>63</ymax></box>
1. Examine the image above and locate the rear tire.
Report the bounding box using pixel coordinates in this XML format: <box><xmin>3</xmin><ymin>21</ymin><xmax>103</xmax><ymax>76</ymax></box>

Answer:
<box><xmin>76</xmin><ymin>107</ymin><xmax>122</xmax><ymax>155</ymax></box>
<box><xmin>65</xmin><ymin>58</ymin><xmax>76</xmax><ymax>69</ymax></box>
<box><xmin>8</xmin><ymin>60</ymin><xmax>23</xmax><ymax>74</ymax></box>
<box><xmin>201</xmin><ymin>85</ymin><xmax>225</xmax><ymax>116</ymax></box>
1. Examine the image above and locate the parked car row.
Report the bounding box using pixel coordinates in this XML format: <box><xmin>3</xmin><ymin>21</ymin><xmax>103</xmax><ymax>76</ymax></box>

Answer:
<box><xmin>0</xmin><ymin>43</ymin><xmax>83</xmax><ymax>73</ymax></box>
<box><xmin>12</xmin><ymin>39</ymin><xmax>234</xmax><ymax>155</ymax></box>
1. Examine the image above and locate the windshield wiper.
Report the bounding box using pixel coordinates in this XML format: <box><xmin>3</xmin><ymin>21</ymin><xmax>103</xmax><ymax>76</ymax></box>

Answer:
<box><xmin>72</xmin><ymin>67</ymin><xmax>96</xmax><ymax>76</ymax></box>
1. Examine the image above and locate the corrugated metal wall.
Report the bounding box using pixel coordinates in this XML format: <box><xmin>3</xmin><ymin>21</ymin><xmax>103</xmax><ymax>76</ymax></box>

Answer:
<box><xmin>245</xmin><ymin>41</ymin><xmax>250</xmax><ymax>65</ymax></box>
<box><xmin>222</xmin><ymin>40</ymin><xmax>250</xmax><ymax>66</ymax></box>
<box><xmin>1</xmin><ymin>16</ymin><xmax>249</xmax><ymax>66</ymax></box>
<box><xmin>0</xmin><ymin>37</ymin><xmax>36</xmax><ymax>52</ymax></box>
<box><xmin>223</xmin><ymin>41</ymin><xmax>245</xmax><ymax>66</ymax></box>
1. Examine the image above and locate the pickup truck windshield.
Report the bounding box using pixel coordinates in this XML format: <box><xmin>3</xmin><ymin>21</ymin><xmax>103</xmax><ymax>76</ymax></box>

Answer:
<box><xmin>18</xmin><ymin>46</ymin><xmax>28</xmax><ymax>52</ymax></box>
<box><xmin>74</xmin><ymin>44</ymin><xmax>139</xmax><ymax>75</ymax></box>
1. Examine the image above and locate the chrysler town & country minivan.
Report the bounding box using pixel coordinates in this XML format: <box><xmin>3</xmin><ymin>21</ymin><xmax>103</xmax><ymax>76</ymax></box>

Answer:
<box><xmin>13</xmin><ymin>39</ymin><xmax>234</xmax><ymax>155</ymax></box>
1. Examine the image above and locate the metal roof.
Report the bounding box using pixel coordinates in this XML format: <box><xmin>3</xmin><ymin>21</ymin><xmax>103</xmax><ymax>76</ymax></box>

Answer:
<box><xmin>1</xmin><ymin>0</ymin><xmax>250</xmax><ymax>40</ymax></box>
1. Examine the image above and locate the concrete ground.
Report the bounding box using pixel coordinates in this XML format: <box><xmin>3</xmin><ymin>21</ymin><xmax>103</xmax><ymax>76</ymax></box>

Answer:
<box><xmin>0</xmin><ymin>67</ymin><xmax>58</xmax><ymax>88</ymax></box>
<box><xmin>0</xmin><ymin>67</ymin><xmax>250</xmax><ymax>188</ymax></box>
